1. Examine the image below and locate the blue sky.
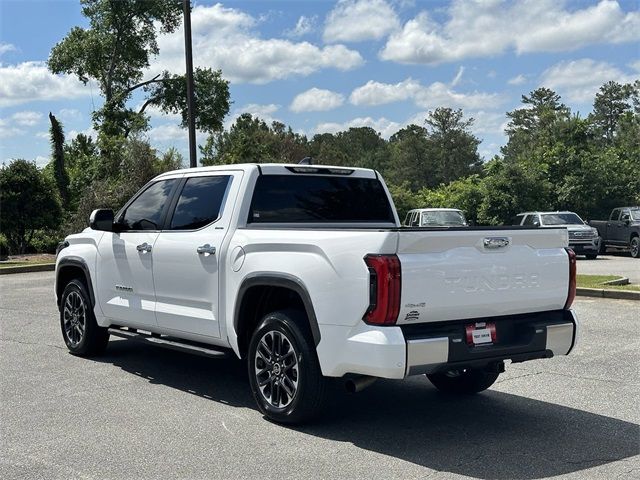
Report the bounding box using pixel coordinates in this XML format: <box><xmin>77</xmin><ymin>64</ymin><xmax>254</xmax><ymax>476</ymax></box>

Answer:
<box><xmin>1</xmin><ymin>0</ymin><xmax>639</xmax><ymax>167</ymax></box>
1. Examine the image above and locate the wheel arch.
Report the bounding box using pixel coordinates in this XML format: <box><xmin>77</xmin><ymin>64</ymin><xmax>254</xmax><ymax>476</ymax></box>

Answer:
<box><xmin>56</xmin><ymin>257</ymin><xmax>95</xmax><ymax>311</ymax></box>
<box><xmin>234</xmin><ymin>273</ymin><xmax>321</xmax><ymax>358</ymax></box>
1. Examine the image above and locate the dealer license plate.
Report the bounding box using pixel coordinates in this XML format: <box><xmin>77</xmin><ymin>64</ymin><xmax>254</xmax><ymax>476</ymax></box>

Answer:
<box><xmin>465</xmin><ymin>322</ymin><xmax>496</xmax><ymax>345</ymax></box>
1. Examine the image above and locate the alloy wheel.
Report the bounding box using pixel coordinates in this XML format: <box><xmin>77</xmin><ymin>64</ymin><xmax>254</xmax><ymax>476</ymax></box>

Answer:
<box><xmin>254</xmin><ymin>330</ymin><xmax>300</xmax><ymax>408</ymax></box>
<box><xmin>63</xmin><ymin>291</ymin><xmax>86</xmax><ymax>347</ymax></box>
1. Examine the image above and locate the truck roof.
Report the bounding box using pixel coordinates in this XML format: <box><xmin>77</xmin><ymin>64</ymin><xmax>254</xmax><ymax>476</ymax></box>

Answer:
<box><xmin>156</xmin><ymin>163</ymin><xmax>378</xmax><ymax>179</ymax></box>
<box><xmin>409</xmin><ymin>208</ymin><xmax>463</xmax><ymax>212</ymax></box>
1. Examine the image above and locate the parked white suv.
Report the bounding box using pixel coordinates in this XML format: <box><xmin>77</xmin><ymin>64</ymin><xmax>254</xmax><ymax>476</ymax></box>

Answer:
<box><xmin>404</xmin><ymin>208</ymin><xmax>469</xmax><ymax>227</ymax></box>
<box><xmin>56</xmin><ymin>164</ymin><xmax>578</xmax><ymax>423</ymax></box>
<box><xmin>513</xmin><ymin>211</ymin><xmax>599</xmax><ymax>259</ymax></box>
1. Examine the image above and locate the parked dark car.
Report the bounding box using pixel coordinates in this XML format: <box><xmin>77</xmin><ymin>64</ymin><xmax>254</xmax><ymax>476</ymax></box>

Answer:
<box><xmin>589</xmin><ymin>207</ymin><xmax>640</xmax><ymax>258</ymax></box>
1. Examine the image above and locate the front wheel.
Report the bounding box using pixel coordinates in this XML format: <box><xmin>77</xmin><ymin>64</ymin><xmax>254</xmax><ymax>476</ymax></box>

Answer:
<box><xmin>631</xmin><ymin>237</ymin><xmax>639</xmax><ymax>258</ymax></box>
<box><xmin>598</xmin><ymin>237</ymin><xmax>606</xmax><ymax>254</ymax></box>
<box><xmin>427</xmin><ymin>368</ymin><xmax>499</xmax><ymax>394</ymax></box>
<box><xmin>247</xmin><ymin>310</ymin><xmax>326</xmax><ymax>424</ymax></box>
<box><xmin>585</xmin><ymin>254</ymin><xmax>598</xmax><ymax>260</ymax></box>
<box><xmin>60</xmin><ymin>279</ymin><xmax>109</xmax><ymax>356</ymax></box>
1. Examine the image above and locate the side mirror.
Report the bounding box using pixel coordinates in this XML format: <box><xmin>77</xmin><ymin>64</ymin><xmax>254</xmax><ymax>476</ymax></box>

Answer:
<box><xmin>624</xmin><ymin>219</ymin><xmax>630</xmax><ymax>226</ymax></box>
<box><xmin>533</xmin><ymin>221</ymin><xmax>540</xmax><ymax>227</ymax></box>
<box><xmin>89</xmin><ymin>209</ymin><xmax>114</xmax><ymax>231</ymax></box>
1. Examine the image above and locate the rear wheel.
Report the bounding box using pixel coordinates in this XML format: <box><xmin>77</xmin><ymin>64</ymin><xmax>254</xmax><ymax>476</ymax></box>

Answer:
<box><xmin>427</xmin><ymin>368</ymin><xmax>499</xmax><ymax>394</ymax></box>
<box><xmin>60</xmin><ymin>279</ymin><xmax>109</xmax><ymax>356</ymax></box>
<box><xmin>631</xmin><ymin>237</ymin><xmax>639</xmax><ymax>258</ymax></box>
<box><xmin>247</xmin><ymin>310</ymin><xmax>326</xmax><ymax>424</ymax></box>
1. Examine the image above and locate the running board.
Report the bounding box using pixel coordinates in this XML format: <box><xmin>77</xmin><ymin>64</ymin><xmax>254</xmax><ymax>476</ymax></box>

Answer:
<box><xmin>108</xmin><ymin>327</ymin><xmax>229</xmax><ymax>358</ymax></box>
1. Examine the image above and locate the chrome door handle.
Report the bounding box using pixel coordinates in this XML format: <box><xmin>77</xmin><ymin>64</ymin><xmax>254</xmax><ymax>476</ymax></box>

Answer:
<box><xmin>136</xmin><ymin>242</ymin><xmax>152</xmax><ymax>253</ymax></box>
<box><xmin>197</xmin><ymin>244</ymin><xmax>216</xmax><ymax>255</ymax></box>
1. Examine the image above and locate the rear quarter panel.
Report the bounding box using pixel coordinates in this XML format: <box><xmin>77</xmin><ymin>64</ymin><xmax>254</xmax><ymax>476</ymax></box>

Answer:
<box><xmin>224</xmin><ymin>228</ymin><xmax>398</xmax><ymax>354</ymax></box>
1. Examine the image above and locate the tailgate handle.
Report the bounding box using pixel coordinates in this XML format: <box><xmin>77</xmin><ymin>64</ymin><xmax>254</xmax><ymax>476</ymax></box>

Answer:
<box><xmin>484</xmin><ymin>237</ymin><xmax>510</xmax><ymax>249</ymax></box>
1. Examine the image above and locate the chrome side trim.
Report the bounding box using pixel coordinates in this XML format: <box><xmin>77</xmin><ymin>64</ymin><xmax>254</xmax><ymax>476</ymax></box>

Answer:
<box><xmin>546</xmin><ymin>322</ymin><xmax>575</xmax><ymax>356</ymax></box>
<box><xmin>406</xmin><ymin>337</ymin><xmax>449</xmax><ymax>376</ymax></box>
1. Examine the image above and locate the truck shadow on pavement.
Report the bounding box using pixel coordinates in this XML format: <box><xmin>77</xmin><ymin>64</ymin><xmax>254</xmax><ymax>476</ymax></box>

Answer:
<box><xmin>96</xmin><ymin>339</ymin><xmax>639</xmax><ymax>480</ymax></box>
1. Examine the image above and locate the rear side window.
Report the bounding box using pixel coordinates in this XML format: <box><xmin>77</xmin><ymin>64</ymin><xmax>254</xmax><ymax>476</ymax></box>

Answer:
<box><xmin>523</xmin><ymin>214</ymin><xmax>539</xmax><ymax>226</ymax></box>
<box><xmin>121</xmin><ymin>179</ymin><xmax>177</xmax><ymax>231</ymax></box>
<box><xmin>249</xmin><ymin>175</ymin><xmax>395</xmax><ymax>223</ymax></box>
<box><xmin>169</xmin><ymin>176</ymin><xmax>231</xmax><ymax>230</ymax></box>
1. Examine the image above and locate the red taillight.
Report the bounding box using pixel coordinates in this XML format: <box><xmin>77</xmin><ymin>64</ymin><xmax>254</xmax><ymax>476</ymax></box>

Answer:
<box><xmin>363</xmin><ymin>254</ymin><xmax>401</xmax><ymax>325</ymax></box>
<box><xmin>564</xmin><ymin>248</ymin><xmax>577</xmax><ymax>309</ymax></box>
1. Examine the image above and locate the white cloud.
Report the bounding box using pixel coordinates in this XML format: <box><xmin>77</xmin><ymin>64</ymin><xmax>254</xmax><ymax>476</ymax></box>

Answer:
<box><xmin>147</xmin><ymin>124</ymin><xmax>186</xmax><ymax>142</ymax></box>
<box><xmin>349</xmin><ymin>78</ymin><xmax>421</xmax><ymax>106</ymax></box>
<box><xmin>10</xmin><ymin>111</ymin><xmax>43</xmax><ymax>126</ymax></box>
<box><xmin>508</xmin><ymin>74</ymin><xmax>528</xmax><ymax>86</ymax></box>
<box><xmin>34</xmin><ymin>155</ymin><xmax>49</xmax><ymax>167</ymax></box>
<box><xmin>315</xmin><ymin>116</ymin><xmax>403</xmax><ymax>139</ymax></box>
<box><xmin>324</xmin><ymin>0</ymin><xmax>400</xmax><ymax>43</ymax></box>
<box><xmin>349</xmin><ymin>77</ymin><xmax>502</xmax><ymax>110</ymax></box>
<box><xmin>224</xmin><ymin>103</ymin><xmax>281</xmax><ymax>130</ymax></box>
<box><xmin>240</xmin><ymin>103</ymin><xmax>280</xmax><ymax>118</ymax></box>
<box><xmin>540</xmin><ymin>58</ymin><xmax>636</xmax><ymax>103</ymax></box>
<box><xmin>380</xmin><ymin>0</ymin><xmax>640</xmax><ymax>65</ymax></box>
<box><xmin>0</xmin><ymin>42</ymin><xmax>16</xmax><ymax>56</ymax></box>
<box><xmin>290</xmin><ymin>88</ymin><xmax>344</xmax><ymax>112</ymax></box>
<box><xmin>58</xmin><ymin>108</ymin><xmax>83</xmax><ymax>121</ymax></box>
<box><xmin>451</xmin><ymin>66</ymin><xmax>464</xmax><ymax>87</ymax></box>
<box><xmin>285</xmin><ymin>16</ymin><xmax>315</xmax><ymax>38</ymax></box>
<box><xmin>0</xmin><ymin>61</ymin><xmax>91</xmax><ymax>107</ymax></box>
<box><xmin>630</xmin><ymin>60</ymin><xmax>640</xmax><ymax>73</ymax></box>
<box><xmin>68</xmin><ymin>126</ymin><xmax>97</xmax><ymax>141</ymax></box>
<box><xmin>0</xmin><ymin>118</ymin><xmax>25</xmax><ymax>138</ymax></box>
<box><xmin>153</xmin><ymin>4</ymin><xmax>363</xmax><ymax>84</ymax></box>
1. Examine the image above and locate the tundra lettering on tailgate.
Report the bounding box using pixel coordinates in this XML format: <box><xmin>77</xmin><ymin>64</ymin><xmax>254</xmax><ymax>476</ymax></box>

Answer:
<box><xmin>444</xmin><ymin>273</ymin><xmax>540</xmax><ymax>293</ymax></box>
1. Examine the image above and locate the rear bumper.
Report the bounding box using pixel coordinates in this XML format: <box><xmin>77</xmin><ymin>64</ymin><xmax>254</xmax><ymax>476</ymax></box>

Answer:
<box><xmin>404</xmin><ymin>309</ymin><xmax>578</xmax><ymax>376</ymax></box>
<box><xmin>317</xmin><ymin>310</ymin><xmax>578</xmax><ymax>379</ymax></box>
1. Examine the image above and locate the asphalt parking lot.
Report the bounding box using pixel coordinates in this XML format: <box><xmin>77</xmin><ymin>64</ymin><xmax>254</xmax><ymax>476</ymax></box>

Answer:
<box><xmin>577</xmin><ymin>253</ymin><xmax>640</xmax><ymax>284</ymax></box>
<box><xmin>1</xmin><ymin>272</ymin><xmax>638</xmax><ymax>480</ymax></box>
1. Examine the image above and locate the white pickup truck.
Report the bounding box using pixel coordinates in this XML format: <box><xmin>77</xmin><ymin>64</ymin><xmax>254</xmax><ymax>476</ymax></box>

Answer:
<box><xmin>55</xmin><ymin>163</ymin><xmax>578</xmax><ymax>423</ymax></box>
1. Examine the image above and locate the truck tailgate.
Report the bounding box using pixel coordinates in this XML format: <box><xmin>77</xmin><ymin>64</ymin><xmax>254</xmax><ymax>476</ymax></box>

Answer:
<box><xmin>396</xmin><ymin>228</ymin><xmax>570</xmax><ymax>324</ymax></box>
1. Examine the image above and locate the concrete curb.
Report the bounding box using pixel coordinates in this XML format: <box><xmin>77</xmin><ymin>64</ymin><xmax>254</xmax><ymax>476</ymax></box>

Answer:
<box><xmin>577</xmin><ymin>287</ymin><xmax>640</xmax><ymax>301</ymax></box>
<box><xmin>0</xmin><ymin>263</ymin><xmax>55</xmax><ymax>275</ymax></box>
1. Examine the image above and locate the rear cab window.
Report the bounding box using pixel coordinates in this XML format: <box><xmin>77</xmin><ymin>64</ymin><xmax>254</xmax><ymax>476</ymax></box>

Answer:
<box><xmin>248</xmin><ymin>174</ymin><xmax>395</xmax><ymax>225</ymax></box>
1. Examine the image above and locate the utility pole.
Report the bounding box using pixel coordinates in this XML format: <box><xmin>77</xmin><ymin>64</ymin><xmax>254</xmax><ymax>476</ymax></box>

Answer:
<box><xmin>183</xmin><ymin>0</ymin><xmax>197</xmax><ymax>168</ymax></box>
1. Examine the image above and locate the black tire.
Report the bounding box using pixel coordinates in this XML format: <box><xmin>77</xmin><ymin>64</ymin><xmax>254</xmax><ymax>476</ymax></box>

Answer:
<box><xmin>247</xmin><ymin>309</ymin><xmax>326</xmax><ymax>424</ymax></box>
<box><xmin>60</xmin><ymin>279</ymin><xmax>109</xmax><ymax>356</ymax></box>
<box><xmin>427</xmin><ymin>368</ymin><xmax>499</xmax><ymax>394</ymax></box>
<box><xmin>597</xmin><ymin>237</ymin><xmax>606</xmax><ymax>254</ymax></box>
<box><xmin>631</xmin><ymin>236</ymin><xmax>639</xmax><ymax>259</ymax></box>
<box><xmin>585</xmin><ymin>254</ymin><xmax>598</xmax><ymax>260</ymax></box>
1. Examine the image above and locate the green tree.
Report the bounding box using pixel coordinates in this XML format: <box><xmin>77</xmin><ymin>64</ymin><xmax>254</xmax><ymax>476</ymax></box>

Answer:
<box><xmin>417</xmin><ymin>175</ymin><xmax>484</xmax><ymax>224</ymax></box>
<box><xmin>66</xmin><ymin>137</ymin><xmax>183</xmax><ymax>233</ymax></box>
<box><xmin>425</xmin><ymin>108</ymin><xmax>482</xmax><ymax>184</ymax></box>
<box><xmin>48</xmin><ymin>0</ymin><xmax>230</xmax><ymax>139</ymax></box>
<box><xmin>590</xmin><ymin>80</ymin><xmax>639</xmax><ymax>143</ymax></box>
<box><xmin>0</xmin><ymin>160</ymin><xmax>62</xmax><ymax>253</ymax></box>
<box><xmin>387</xmin><ymin>124</ymin><xmax>433</xmax><ymax>190</ymax></box>
<box><xmin>477</xmin><ymin>159</ymin><xmax>553</xmax><ymax>225</ymax></box>
<box><xmin>201</xmin><ymin>114</ymin><xmax>308</xmax><ymax>165</ymax></box>
<box><xmin>503</xmin><ymin>87</ymin><xmax>570</xmax><ymax>160</ymax></box>
<box><xmin>48</xmin><ymin>112</ymin><xmax>70</xmax><ymax>208</ymax></box>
